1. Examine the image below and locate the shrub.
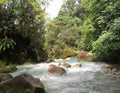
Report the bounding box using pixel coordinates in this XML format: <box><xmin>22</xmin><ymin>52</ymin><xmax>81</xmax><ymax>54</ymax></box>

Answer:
<box><xmin>58</xmin><ymin>49</ymin><xmax>77</xmax><ymax>59</ymax></box>
<box><xmin>92</xmin><ymin>17</ymin><xmax>120</xmax><ymax>64</ymax></box>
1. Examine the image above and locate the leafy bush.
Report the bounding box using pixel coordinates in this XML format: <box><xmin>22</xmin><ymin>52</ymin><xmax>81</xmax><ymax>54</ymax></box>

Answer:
<box><xmin>0</xmin><ymin>37</ymin><xmax>16</xmax><ymax>52</ymax></box>
<box><xmin>92</xmin><ymin>17</ymin><xmax>120</xmax><ymax>63</ymax></box>
<box><xmin>58</xmin><ymin>49</ymin><xmax>78</xmax><ymax>59</ymax></box>
<box><xmin>78</xmin><ymin>18</ymin><xmax>94</xmax><ymax>51</ymax></box>
<box><xmin>0</xmin><ymin>0</ymin><xmax>47</xmax><ymax>64</ymax></box>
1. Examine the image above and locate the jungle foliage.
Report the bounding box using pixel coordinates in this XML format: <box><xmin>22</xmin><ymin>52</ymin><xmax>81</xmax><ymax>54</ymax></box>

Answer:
<box><xmin>0</xmin><ymin>0</ymin><xmax>120</xmax><ymax>64</ymax></box>
<box><xmin>0</xmin><ymin>0</ymin><xmax>48</xmax><ymax>64</ymax></box>
<box><xmin>46</xmin><ymin>0</ymin><xmax>120</xmax><ymax>64</ymax></box>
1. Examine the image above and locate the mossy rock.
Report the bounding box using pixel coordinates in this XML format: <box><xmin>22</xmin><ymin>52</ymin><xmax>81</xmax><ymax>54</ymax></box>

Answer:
<box><xmin>0</xmin><ymin>65</ymin><xmax>17</xmax><ymax>73</ymax></box>
<box><xmin>6</xmin><ymin>88</ymin><xmax>32</xmax><ymax>93</ymax></box>
<box><xmin>58</xmin><ymin>49</ymin><xmax>77</xmax><ymax>59</ymax></box>
<box><xmin>77</xmin><ymin>51</ymin><xmax>96</xmax><ymax>62</ymax></box>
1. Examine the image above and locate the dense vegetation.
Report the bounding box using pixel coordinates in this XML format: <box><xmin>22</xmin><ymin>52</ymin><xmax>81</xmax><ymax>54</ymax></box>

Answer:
<box><xmin>46</xmin><ymin>0</ymin><xmax>120</xmax><ymax>64</ymax></box>
<box><xmin>0</xmin><ymin>0</ymin><xmax>120</xmax><ymax>65</ymax></box>
<box><xmin>0</xmin><ymin>0</ymin><xmax>48</xmax><ymax>64</ymax></box>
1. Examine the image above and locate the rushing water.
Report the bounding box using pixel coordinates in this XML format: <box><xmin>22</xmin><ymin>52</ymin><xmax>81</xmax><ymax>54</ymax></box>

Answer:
<box><xmin>11</xmin><ymin>58</ymin><xmax>120</xmax><ymax>93</ymax></box>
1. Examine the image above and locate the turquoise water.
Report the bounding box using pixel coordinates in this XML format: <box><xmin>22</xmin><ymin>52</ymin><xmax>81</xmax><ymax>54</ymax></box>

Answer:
<box><xmin>59</xmin><ymin>57</ymin><xmax>79</xmax><ymax>63</ymax></box>
<box><xmin>11</xmin><ymin>57</ymin><xmax>120</xmax><ymax>93</ymax></box>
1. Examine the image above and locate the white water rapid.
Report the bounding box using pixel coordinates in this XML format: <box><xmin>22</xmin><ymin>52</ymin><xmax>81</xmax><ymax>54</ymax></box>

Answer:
<box><xmin>11</xmin><ymin>58</ymin><xmax>120</xmax><ymax>93</ymax></box>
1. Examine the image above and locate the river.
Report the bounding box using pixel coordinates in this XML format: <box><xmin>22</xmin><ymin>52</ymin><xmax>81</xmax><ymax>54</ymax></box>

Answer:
<box><xmin>11</xmin><ymin>57</ymin><xmax>120</xmax><ymax>93</ymax></box>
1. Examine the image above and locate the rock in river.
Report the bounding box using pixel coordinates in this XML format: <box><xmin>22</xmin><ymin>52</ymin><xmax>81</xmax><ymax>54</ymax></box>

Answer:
<box><xmin>0</xmin><ymin>73</ymin><xmax>12</xmax><ymax>83</ymax></box>
<box><xmin>58</xmin><ymin>62</ymin><xmax>71</xmax><ymax>68</ymax></box>
<box><xmin>0</xmin><ymin>73</ymin><xmax>45</xmax><ymax>93</ymax></box>
<box><xmin>74</xmin><ymin>64</ymin><xmax>82</xmax><ymax>68</ymax></box>
<box><xmin>48</xmin><ymin>64</ymin><xmax>66</xmax><ymax>75</ymax></box>
<box><xmin>62</xmin><ymin>62</ymin><xmax>71</xmax><ymax>68</ymax></box>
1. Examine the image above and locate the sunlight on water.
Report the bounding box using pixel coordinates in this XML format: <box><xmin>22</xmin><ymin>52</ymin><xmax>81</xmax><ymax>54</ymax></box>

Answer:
<box><xmin>11</xmin><ymin>57</ymin><xmax>120</xmax><ymax>93</ymax></box>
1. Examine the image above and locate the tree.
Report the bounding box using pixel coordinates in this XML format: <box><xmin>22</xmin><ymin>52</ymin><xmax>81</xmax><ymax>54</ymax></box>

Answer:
<box><xmin>92</xmin><ymin>17</ymin><xmax>120</xmax><ymax>63</ymax></box>
<box><xmin>69</xmin><ymin>0</ymin><xmax>94</xmax><ymax>51</ymax></box>
<box><xmin>77</xmin><ymin>17</ymin><xmax>94</xmax><ymax>50</ymax></box>
<box><xmin>45</xmin><ymin>0</ymin><xmax>81</xmax><ymax>59</ymax></box>
<box><xmin>91</xmin><ymin>0</ymin><xmax>120</xmax><ymax>63</ymax></box>
<box><xmin>0</xmin><ymin>0</ymin><xmax>47</xmax><ymax>64</ymax></box>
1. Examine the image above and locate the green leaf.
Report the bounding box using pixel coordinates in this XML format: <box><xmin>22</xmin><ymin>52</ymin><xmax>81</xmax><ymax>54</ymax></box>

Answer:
<box><xmin>3</xmin><ymin>26</ymin><xmax>8</xmax><ymax>30</ymax></box>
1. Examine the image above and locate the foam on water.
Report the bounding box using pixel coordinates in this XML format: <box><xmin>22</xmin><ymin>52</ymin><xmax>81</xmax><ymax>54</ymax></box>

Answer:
<box><xmin>11</xmin><ymin>58</ymin><xmax>120</xmax><ymax>93</ymax></box>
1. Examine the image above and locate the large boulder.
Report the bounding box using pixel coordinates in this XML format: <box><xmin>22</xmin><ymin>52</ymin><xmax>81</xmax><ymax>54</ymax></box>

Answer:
<box><xmin>77</xmin><ymin>50</ymin><xmax>95</xmax><ymax>62</ymax></box>
<box><xmin>0</xmin><ymin>73</ymin><xmax>45</xmax><ymax>93</ymax></box>
<box><xmin>77</xmin><ymin>50</ymin><xmax>88</xmax><ymax>59</ymax></box>
<box><xmin>48</xmin><ymin>64</ymin><xmax>66</xmax><ymax>75</ymax></box>
<box><xmin>0</xmin><ymin>73</ymin><xmax>12</xmax><ymax>83</ymax></box>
